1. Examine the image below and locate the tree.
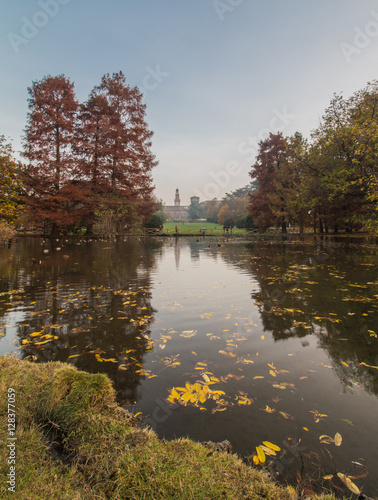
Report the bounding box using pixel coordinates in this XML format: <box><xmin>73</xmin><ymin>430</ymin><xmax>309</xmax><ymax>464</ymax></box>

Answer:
<box><xmin>269</xmin><ymin>133</ymin><xmax>313</xmax><ymax>233</ymax></box>
<box><xmin>218</xmin><ymin>204</ymin><xmax>234</xmax><ymax>226</ymax></box>
<box><xmin>80</xmin><ymin>72</ymin><xmax>157</xmax><ymax>232</ymax></box>
<box><xmin>205</xmin><ymin>198</ymin><xmax>219</xmax><ymax>223</ymax></box>
<box><xmin>312</xmin><ymin>82</ymin><xmax>378</xmax><ymax>233</ymax></box>
<box><xmin>219</xmin><ymin>182</ymin><xmax>257</xmax><ymax>228</ymax></box>
<box><xmin>22</xmin><ymin>72</ymin><xmax>158</xmax><ymax>236</ymax></box>
<box><xmin>22</xmin><ymin>75</ymin><xmax>81</xmax><ymax>236</ymax></box>
<box><xmin>144</xmin><ymin>213</ymin><xmax>163</xmax><ymax>228</ymax></box>
<box><xmin>248</xmin><ymin>133</ymin><xmax>287</xmax><ymax>232</ymax></box>
<box><xmin>0</xmin><ymin>136</ymin><xmax>24</xmax><ymax>224</ymax></box>
<box><xmin>188</xmin><ymin>200</ymin><xmax>202</xmax><ymax>220</ymax></box>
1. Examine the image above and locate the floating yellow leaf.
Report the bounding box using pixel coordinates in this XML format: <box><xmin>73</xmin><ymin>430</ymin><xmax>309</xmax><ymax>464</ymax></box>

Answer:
<box><xmin>334</xmin><ymin>432</ymin><xmax>342</xmax><ymax>446</ymax></box>
<box><xmin>323</xmin><ymin>474</ymin><xmax>333</xmax><ymax>480</ymax></box>
<box><xmin>262</xmin><ymin>441</ymin><xmax>281</xmax><ymax>452</ymax></box>
<box><xmin>261</xmin><ymin>405</ymin><xmax>275</xmax><ymax>414</ymax></box>
<box><xmin>256</xmin><ymin>446</ymin><xmax>266</xmax><ymax>463</ymax></box>
<box><xmin>269</xmin><ymin>370</ymin><xmax>276</xmax><ymax>377</ymax></box>
<box><xmin>254</xmin><ymin>376</ymin><xmax>264</xmax><ymax>380</ymax></box>
<box><xmin>253</xmin><ymin>455</ymin><xmax>259</xmax><ymax>465</ymax></box>
<box><xmin>319</xmin><ymin>434</ymin><xmax>334</xmax><ymax>445</ymax></box>
<box><xmin>336</xmin><ymin>473</ymin><xmax>360</xmax><ymax>494</ymax></box>
<box><xmin>171</xmin><ymin>389</ymin><xmax>180</xmax><ymax>399</ymax></box>
<box><xmin>260</xmin><ymin>445</ymin><xmax>276</xmax><ymax>456</ymax></box>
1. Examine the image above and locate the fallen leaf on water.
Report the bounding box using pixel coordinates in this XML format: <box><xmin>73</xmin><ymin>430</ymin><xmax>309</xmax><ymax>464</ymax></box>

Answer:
<box><xmin>180</xmin><ymin>330</ymin><xmax>197</xmax><ymax>338</ymax></box>
<box><xmin>279</xmin><ymin>411</ymin><xmax>295</xmax><ymax>421</ymax></box>
<box><xmin>262</xmin><ymin>441</ymin><xmax>281</xmax><ymax>452</ymax></box>
<box><xmin>336</xmin><ymin>473</ymin><xmax>360</xmax><ymax>494</ymax></box>
<box><xmin>256</xmin><ymin>446</ymin><xmax>266</xmax><ymax>463</ymax></box>
<box><xmin>319</xmin><ymin>434</ymin><xmax>334</xmax><ymax>445</ymax></box>
<box><xmin>341</xmin><ymin>418</ymin><xmax>354</xmax><ymax>426</ymax></box>
<box><xmin>261</xmin><ymin>405</ymin><xmax>276</xmax><ymax>414</ymax></box>
<box><xmin>334</xmin><ymin>432</ymin><xmax>342</xmax><ymax>446</ymax></box>
<box><xmin>260</xmin><ymin>445</ymin><xmax>276</xmax><ymax>456</ymax></box>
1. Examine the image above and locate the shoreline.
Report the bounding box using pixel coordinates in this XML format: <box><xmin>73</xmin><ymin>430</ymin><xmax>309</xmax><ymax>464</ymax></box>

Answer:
<box><xmin>0</xmin><ymin>356</ymin><xmax>338</xmax><ymax>500</ymax></box>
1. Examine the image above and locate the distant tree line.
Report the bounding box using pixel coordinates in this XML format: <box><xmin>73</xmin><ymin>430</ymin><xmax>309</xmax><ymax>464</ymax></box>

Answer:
<box><xmin>178</xmin><ymin>182</ymin><xmax>257</xmax><ymax>229</ymax></box>
<box><xmin>248</xmin><ymin>81</ymin><xmax>378</xmax><ymax>234</ymax></box>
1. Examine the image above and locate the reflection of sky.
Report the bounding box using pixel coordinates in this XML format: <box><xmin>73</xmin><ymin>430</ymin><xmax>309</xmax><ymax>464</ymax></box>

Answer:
<box><xmin>0</xmin><ymin>310</ymin><xmax>26</xmax><ymax>356</ymax></box>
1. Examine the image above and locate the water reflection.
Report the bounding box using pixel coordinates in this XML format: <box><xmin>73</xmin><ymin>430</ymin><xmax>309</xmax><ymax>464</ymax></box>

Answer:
<box><xmin>0</xmin><ymin>238</ymin><xmax>162</xmax><ymax>403</ymax></box>
<box><xmin>1</xmin><ymin>236</ymin><xmax>378</xmax><ymax>496</ymax></box>
<box><xmin>219</xmin><ymin>237</ymin><xmax>378</xmax><ymax>397</ymax></box>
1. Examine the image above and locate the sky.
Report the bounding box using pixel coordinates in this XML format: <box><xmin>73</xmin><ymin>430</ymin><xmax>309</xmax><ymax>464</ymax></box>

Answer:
<box><xmin>1</xmin><ymin>0</ymin><xmax>378</xmax><ymax>205</ymax></box>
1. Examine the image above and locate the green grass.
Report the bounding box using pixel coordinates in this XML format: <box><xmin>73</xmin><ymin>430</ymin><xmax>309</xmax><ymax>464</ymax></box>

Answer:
<box><xmin>0</xmin><ymin>356</ymin><xmax>338</xmax><ymax>500</ymax></box>
<box><xmin>163</xmin><ymin>221</ymin><xmax>248</xmax><ymax>235</ymax></box>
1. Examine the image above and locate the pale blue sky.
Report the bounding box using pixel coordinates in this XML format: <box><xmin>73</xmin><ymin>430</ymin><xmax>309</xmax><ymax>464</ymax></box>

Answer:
<box><xmin>1</xmin><ymin>0</ymin><xmax>378</xmax><ymax>204</ymax></box>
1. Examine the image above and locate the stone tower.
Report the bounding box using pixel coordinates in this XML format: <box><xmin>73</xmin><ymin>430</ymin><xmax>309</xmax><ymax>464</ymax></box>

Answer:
<box><xmin>174</xmin><ymin>188</ymin><xmax>180</xmax><ymax>207</ymax></box>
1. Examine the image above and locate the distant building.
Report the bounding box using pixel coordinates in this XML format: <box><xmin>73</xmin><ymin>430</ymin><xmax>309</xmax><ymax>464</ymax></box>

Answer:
<box><xmin>164</xmin><ymin>188</ymin><xmax>194</xmax><ymax>220</ymax></box>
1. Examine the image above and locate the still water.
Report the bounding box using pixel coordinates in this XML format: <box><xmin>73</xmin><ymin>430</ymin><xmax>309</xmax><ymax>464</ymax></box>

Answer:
<box><xmin>0</xmin><ymin>236</ymin><xmax>377</xmax><ymax>496</ymax></box>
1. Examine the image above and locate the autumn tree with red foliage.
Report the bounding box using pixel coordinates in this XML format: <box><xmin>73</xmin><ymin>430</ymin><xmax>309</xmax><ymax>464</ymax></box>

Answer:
<box><xmin>22</xmin><ymin>75</ymin><xmax>83</xmax><ymax>236</ymax></box>
<box><xmin>248</xmin><ymin>133</ymin><xmax>287</xmax><ymax>232</ymax></box>
<box><xmin>23</xmin><ymin>72</ymin><xmax>157</xmax><ymax>236</ymax></box>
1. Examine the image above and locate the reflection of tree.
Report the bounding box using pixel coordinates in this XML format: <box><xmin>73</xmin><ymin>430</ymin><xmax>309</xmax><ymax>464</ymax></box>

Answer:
<box><xmin>1</xmin><ymin>238</ymin><xmax>162</xmax><ymax>404</ymax></box>
<box><xmin>219</xmin><ymin>236</ymin><xmax>378</xmax><ymax>397</ymax></box>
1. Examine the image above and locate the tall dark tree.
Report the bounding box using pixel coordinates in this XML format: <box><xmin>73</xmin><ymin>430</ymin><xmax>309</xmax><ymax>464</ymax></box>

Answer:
<box><xmin>22</xmin><ymin>75</ymin><xmax>81</xmax><ymax>235</ymax></box>
<box><xmin>248</xmin><ymin>133</ymin><xmax>287</xmax><ymax>232</ymax></box>
<box><xmin>76</xmin><ymin>72</ymin><xmax>157</xmax><ymax>233</ymax></box>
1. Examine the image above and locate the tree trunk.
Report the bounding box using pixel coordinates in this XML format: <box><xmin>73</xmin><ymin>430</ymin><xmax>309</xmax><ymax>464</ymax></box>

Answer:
<box><xmin>299</xmin><ymin>212</ymin><xmax>304</xmax><ymax>234</ymax></box>
<box><xmin>86</xmin><ymin>222</ymin><xmax>94</xmax><ymax>236</ymax></box>
<box><xmin>281</xmin><ymin>219</ymin><xmax>287</xmax><ymax>233</ymax></box>
<box><xmin>51</xmin><ymin>223</ymin><xmax>59</xmax><ymax>237</ymax></box>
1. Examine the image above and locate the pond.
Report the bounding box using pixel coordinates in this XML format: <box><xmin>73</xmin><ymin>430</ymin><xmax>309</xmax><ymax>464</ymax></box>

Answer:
<box><xmin>0</xmin><ymin>235</ymin><xmax>377</xmax><ymax>497</ymax></box>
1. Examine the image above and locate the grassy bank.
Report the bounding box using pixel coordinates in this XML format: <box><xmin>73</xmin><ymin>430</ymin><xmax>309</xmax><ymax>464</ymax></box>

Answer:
<box><xmin>0</xmin><ymin>357</ymin><xmax>337</xmax><ymax>499</ymax></box>
<box><xmin>163</xmin><ymin>221</ymin><xmax>248</xmax><ymax>235</ymax></box>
